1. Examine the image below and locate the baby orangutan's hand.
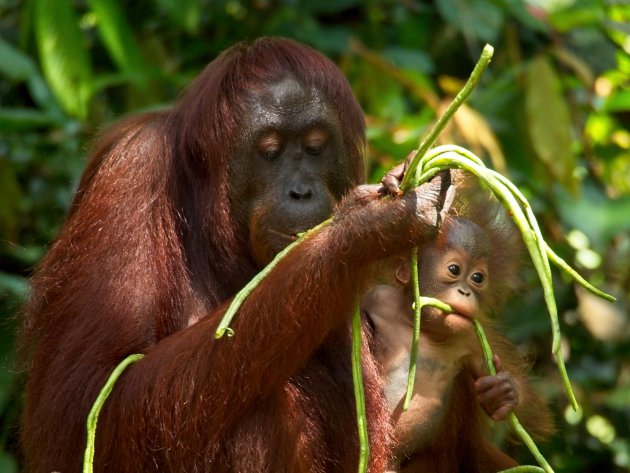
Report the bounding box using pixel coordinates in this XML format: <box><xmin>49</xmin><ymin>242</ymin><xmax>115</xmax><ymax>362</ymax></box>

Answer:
<box><xmin>475</xmin><ymin>354</ymin><xmax>519</xmax><ymax>421</ymax></box>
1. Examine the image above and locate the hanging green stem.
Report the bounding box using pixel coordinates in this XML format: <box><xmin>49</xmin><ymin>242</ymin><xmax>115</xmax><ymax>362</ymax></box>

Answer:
<box><xmin>83</xmin><ymin>353</ymin><xmax>144</xmax><ymax>473</ymax></box>
<box><xmin>403</xmin><ymin>246</ymin><xmax>453</xmax><ymax>410</ymax></box>
<box><xmin>473</xmin><ymin>319</ymin><xmax>554</xmax><ymax>473</ymax></box>
<box><xmin>404</xmin><ymin>247</ymin><xmax>422</xmax><ymax>411</ymax></box>
<box><xmin>352</xmin><ymin>300</ymin><xmax>370</xmax><ymax>473</ymax></box>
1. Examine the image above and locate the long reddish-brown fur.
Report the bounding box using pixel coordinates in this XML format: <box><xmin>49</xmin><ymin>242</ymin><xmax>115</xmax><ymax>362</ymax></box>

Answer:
<box><xmin>19</xmin><ymin>38</ymin><xmax>445</xmax><ymax>472</ymax></box>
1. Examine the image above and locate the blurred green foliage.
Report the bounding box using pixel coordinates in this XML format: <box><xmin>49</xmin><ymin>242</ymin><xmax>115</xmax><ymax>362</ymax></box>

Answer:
<box><xmin>1</xmin><ymin>0</ymin><xmax>629</xmax><ymax>471</ymax></box>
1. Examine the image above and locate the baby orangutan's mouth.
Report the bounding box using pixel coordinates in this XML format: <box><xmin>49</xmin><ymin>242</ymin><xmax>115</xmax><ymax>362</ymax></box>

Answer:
<box><xmin>444</xmin><ymin>303</ymin><xmax>474</xmax><ymax>321</ymax></box>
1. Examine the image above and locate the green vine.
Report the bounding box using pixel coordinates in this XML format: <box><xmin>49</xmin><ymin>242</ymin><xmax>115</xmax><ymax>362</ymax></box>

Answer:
<box><xmin>474</xmin><ymin>319</ymin><xmax>555</xmax><ymax>472</ymax></box>
<box><xmin>351</xmin><ymin>300</ymin><xmax>370</xmax><ymax>472</ymax></box>
<box><xmin>83</xmin><ymin>353</ymin><xmax>144</xmax><ymax>473</ymax></box>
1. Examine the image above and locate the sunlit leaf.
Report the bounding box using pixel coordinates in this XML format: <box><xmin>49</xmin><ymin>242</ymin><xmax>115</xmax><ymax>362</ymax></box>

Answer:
<box><xmin>525</xmin><ymin>55</ymin><xmax>578</xmax><ymax>193</ymax></box>
<box><xmin>586</xmin><ymin>415</ymin><xmax>616</xmax><ymax>444</ymax></box>
<box><xmin>87</xmin><ymin>0</ymin><xmax>146</xmax><ymax>76</ymax></box>
<box><xmin>603</xmin><ymin>89</ymin><xmax>630</xmax><ymax>112</ymax></box>
<box><xmin>549</xmin><ymin>3</ymin><xmax>605</xmax><ymax>31</ymax></box>
<box><xmin>34</xmin><ymin>0</ymin><xmax>92</xmax><ymax>119</ymax></box>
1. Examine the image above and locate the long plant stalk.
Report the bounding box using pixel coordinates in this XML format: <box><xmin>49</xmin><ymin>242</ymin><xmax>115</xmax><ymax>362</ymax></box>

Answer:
<box><xmin>403</xmin><ymin>247</ymin><xmax>452</xmax><ymax>410</ymax></box>
<box><xmin>473</xmin><ymin>319</ymin><xmax>554</xmax><ymax>473</ymax></box>
<box><xmin>405</xmin><ymin>248</ymin><xmax>422</xmax><ymax>410</ymax></box>
<box><xmin>83</xmin><ymin>353</ymin><xmax>144</xmax><ymax>473</ymax></box>
<box><xmin>351</xmin><ymin>301</ymin><xmax>370</xmax><ymax>473</ymax></box>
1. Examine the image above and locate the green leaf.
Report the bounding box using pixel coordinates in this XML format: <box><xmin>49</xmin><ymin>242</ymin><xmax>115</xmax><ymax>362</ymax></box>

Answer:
<box><xmin>0</xmin><ymin>108</ymin><xmax>58</xmax><ymax>129</ymax></box>
<box><xmin>525</xmin><ymin>55</ymin><xmax>578</xmax><ymax>193</ymax></box>
<box><xmin>549</xmin><ymin>4</ymin><xmax>605</xmax><ymax>32</ymax></box>
<box><xmin>0</xmin><ymin>37</ymin><xmax>64</xmax><ymax>118</ymax></box>
<box><xmin>383</xmin><ymin>47</ymin><xmax>434</xmax><ymax>75</ymax></box>
<box><xmin>87</xmin><ymin>0</ymin><xmax>146</xmax><ymax>76</ymax></box>
<box><xmin>603</xmin><ymin>89</ymin><xmax>630</xmax><ymax>112</ymax></box>
<box><xmin>0</xmin><ymin>37</ymin><xmax>37</xmax><ymax>81</ymax></box>
<box><xmin>435</xmin><ymin>0</ymin><xmax>504</xmax><ymax>44</ymax></box>
<box><xmin>156</xmin><ymin>0</ymin><xmax>201</xmax><ymax>33</ymax></box>
<box><xmin>0</xmin><ymin>272</ymin><xmax>29</xmax><ymax>301</ymax></box>
<box><xmin>503</xmin><ymin>0</ymin><xmax>549</xmax><ymax>32</ymax></box>
<box><xmin>34</xmin><ymin>0</ymin><xmax>92</xmax><ymax>119</ymax></box>
<box><xmin>557</xmin><ymin>184</ymin><xmax>630</xmax><ymax>244</ymax></box>
<box><xmin>0</xmin><ymin>452</ymin><xmax>18</xmax><ymax>473</ymax></box>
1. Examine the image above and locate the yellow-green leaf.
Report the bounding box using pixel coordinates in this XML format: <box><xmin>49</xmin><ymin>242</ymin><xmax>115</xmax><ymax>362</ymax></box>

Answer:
<box><xmin>34</xmin><ymin>0</ymin><xmax>92</xmax><ymax>119</ymax></box>
<box><xmin>525</xmin><ymin>55</ymin><xmax>578</xmax><ymax>193</ymax></box>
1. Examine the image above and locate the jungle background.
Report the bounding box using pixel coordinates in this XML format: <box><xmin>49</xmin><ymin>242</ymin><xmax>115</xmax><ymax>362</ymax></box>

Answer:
<box><xmin>1</xmin><ymin>0</ymin><xmax>629</xmax><ymax>471</ymax></box>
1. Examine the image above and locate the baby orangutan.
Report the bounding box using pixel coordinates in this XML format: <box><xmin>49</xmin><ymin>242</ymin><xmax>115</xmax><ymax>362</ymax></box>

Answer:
<box><xmin>363</xmin><ymin>205</ymin><xmax>553</xmax><ymax>473</ymax></box>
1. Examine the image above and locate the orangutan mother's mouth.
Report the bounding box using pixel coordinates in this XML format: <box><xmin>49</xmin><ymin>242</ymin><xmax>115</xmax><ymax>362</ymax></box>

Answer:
<box><xmin>268</xmin><ymin>229</ymin><xmax>299</xmax><ymax>242</ymax></box>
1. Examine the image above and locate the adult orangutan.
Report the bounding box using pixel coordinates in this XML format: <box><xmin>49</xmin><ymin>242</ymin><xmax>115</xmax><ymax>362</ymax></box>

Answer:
<box><xmin>19</xmin><ymin>37</ymin><xmax>450</xmax><ymax>472</ymax></box>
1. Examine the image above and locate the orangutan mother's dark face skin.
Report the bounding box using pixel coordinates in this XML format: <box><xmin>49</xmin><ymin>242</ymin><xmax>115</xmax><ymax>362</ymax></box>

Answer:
<box><xmin>228</xmin><ymin>76</ymin><xmax>355</xmax><ymax>266</ymax></box>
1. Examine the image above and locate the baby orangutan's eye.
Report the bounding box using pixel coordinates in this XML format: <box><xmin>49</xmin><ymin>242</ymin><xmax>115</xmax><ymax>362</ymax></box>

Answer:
<box><xmin>448</xmin><ymin>264</ymin><xmax>461</xmax><ymax>276</ymax></box>
<box><xmin>471</xmin><ymin>272</ymin><xmax>485</xmax><ymax>284</ymax></box>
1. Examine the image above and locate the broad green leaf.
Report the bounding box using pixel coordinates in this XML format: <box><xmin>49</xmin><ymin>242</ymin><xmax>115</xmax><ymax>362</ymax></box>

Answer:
<box><xmin>0</xmin><ymin>108</ymin><xmax>58</xmax><ymax>129</ymax></box>
<box><xmin>87</xmin><ymin>0</ymin><xmax>146</xmax><ymax>76</ymax></box>
<box><xmin>156</xmin><ymin>0</ymin><xmax>201</xmax><ymax>33</ymax></box>
<box><xmin>557</xmin><ymin>184</ymin><xmax>630</xmax><ymax>244</ymax></box>
<box><xmin>383</xmin><ymin>47</ymin><xmax>433</xmax><ymax>75</ymax></box>
<box><xmin>34</xmin><ymin>0</ymin><xmax>92</xmax><ymax>119</ymax></box>
<box><xmin>0</xmin><ymin>37</ymin><xmax>36</xmax><ymax>81</ymax></box>
<box><xmin>0</xmin><ymin>37</ymin><xmax>64</xmax><ymax>117</ymax></box>
<box><xmin>603</xmin><ymin>89</ymin><xmax>630</xmax><ymax>112</ymax></box>
<box><xmin>435</xmin><ymin>0</ymin><xmax>504</xmax><ymax>44</ymax></box>
<box><xmin>549</xmin><ymin>4</ymin><xmax>605</xmax><ymax>32</ymax></box>
<box><xmin>0</xmin><ymin>451</ymin><xmax>18</xmax><ymax>473</ymax></box>
<box><xmin>504</xmin><ymin>0</ymin><xmax>549</xmax><ymax>32</ymax></box>
<box><xmin>525</xmin><ymin>55</ymin><xmax>578</xmax><ymax>193</ymax></box>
